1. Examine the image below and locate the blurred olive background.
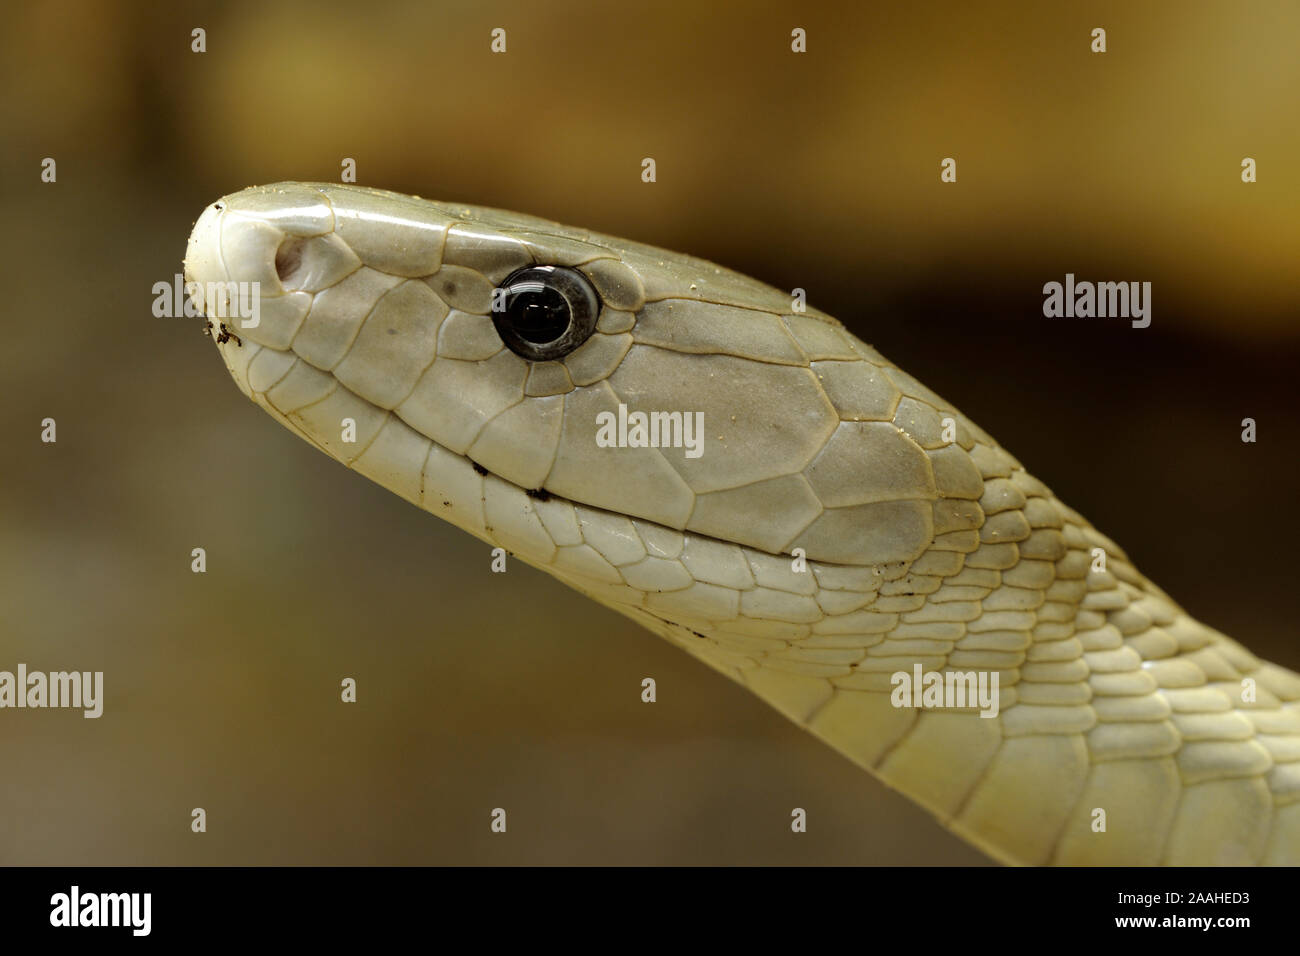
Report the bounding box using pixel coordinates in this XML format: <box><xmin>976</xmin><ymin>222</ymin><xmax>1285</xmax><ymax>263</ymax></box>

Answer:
<box><xmin>1</xmin><ymin>0</ymin><xmax>1297</xmax><ymax>866</ymax></box>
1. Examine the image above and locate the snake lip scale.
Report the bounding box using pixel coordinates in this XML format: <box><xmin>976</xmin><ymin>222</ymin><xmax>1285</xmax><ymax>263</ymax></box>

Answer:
<box><xmin>185</xmin><ymin>182</ymin><xmax>1300</xmax><ymax>866</ymax></box>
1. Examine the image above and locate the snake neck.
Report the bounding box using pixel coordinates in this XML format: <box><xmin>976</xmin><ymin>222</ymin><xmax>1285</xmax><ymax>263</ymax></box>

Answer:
<box><xmin>569</xmin><ymin>459</ymin><xmax>1300</xmax><ymax>866</ymax></box>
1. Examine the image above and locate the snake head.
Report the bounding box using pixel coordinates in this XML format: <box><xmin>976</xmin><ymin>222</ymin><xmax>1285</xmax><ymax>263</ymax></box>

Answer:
<box><xmin>185</xmin><ymin>182</ymin><xmax>997</xmax><ymax>605</ymax></box>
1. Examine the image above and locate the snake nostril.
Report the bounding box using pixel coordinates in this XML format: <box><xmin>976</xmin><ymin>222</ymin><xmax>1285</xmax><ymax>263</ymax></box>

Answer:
<box><xmin>275</xmin><ymin>237</ymin><xmax>306</xmax><ymax>282</ymax></box>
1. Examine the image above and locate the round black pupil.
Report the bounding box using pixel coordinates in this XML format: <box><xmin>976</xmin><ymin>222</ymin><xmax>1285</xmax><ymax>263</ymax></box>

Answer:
<box><xmin>509</xmin><ymin>285</ymin><xmax>571</xmax><ymax>344</ymax></box>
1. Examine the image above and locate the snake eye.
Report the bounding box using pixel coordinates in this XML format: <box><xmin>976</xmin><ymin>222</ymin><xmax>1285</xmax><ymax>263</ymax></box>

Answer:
<box><xmin>492</xmin><ymin>265</ymin><xmax>600</xmax><ymax>361</ymax></box>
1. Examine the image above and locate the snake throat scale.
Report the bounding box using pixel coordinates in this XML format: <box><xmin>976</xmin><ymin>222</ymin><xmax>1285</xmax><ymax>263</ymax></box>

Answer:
<box><xmin>183</xmin><ymin>182</ymin><xmax>1300</xmax><ymax>866</ymax></box>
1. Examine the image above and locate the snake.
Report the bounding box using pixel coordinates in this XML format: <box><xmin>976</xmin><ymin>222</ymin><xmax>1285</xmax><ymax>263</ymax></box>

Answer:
<box><xmin>183</xmin><ymin>182</ymin><xmax>1300</xmax><ymax>865</ymax></box>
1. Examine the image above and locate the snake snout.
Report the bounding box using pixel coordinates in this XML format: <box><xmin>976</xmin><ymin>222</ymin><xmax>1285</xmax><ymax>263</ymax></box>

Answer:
<box><xmin>182</xmin><ymin>200</ymin><xmax>227</xmax><ymax>307</ymax></box>
<box><xmin>184</xmin><ymin>196</ymin><xmax>295</xmax><ymax>402</ymax></box>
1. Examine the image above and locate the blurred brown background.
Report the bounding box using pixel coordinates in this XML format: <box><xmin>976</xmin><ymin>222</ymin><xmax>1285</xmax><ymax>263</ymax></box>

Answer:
<box><xmin>1</xmin><ymin>0</ymin><xmax>1296</xmax><ymax>865</ymax></box>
